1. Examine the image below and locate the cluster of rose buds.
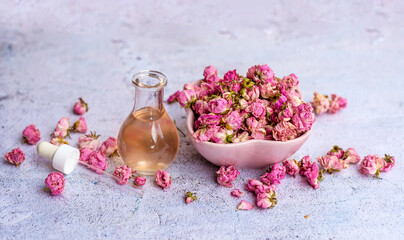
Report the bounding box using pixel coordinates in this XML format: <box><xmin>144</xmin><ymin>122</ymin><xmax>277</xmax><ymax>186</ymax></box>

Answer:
<box><xmin>169</xmin><ymin>65</ymin><xmax>316</xmax><ymax>143</ymax></box>
<box><xmin>311</xmin><ymin>92</ymin><xmax>347</xmax><ymax>115</ymax></box>
<box><xmin>45</xmin><ymin>172</ymin><xmax>65</xmax><ymax>195</ymax></box>
<box><xmin>359</xmin><ymin>154</ymin><xmax>395</xmax><ymax>177</ymax></box>
<box><xmin>185</xmin><ymin>192</ymin><xmax>198</xmax><ymax>204</ymax></box>
<box><xmin>51</xmin><ymin>116</ymin><xmax>88</xmax><ymax>146</ymax></box>
<box><xmin>216</xmin><ymin>166</ymin><xmax>240</xmax><ymax>188</ymax></box>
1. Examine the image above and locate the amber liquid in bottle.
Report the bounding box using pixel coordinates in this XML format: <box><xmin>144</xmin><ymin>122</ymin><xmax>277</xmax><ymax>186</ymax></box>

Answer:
<box><xmin>118</xmin><ymin>108</ymin><xmax>179</xmax><ymax>175</ymax></box>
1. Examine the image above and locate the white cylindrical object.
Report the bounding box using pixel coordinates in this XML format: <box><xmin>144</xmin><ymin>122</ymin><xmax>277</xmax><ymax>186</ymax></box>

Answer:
<box><xmin>37</xmin><ymin>142</ymin><xmax>80</xmax><ymax>174</ymax></box>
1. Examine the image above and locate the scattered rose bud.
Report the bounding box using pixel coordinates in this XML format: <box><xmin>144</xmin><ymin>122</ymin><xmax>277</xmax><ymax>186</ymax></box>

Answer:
<box><xmin>283</xmin><ymin>159</ymin><xmax>299</xmax><ymax>178</ymax></box>
<box><xmin>78</xmin><ymin>132</ymin><xmax>100</xmax><ymax>151</ymax></box>
<box><xmin>99</xmin><ymin>137</ymin><xmax>119</xmax><ymax>157</ymax></box>
<box><xmin>113</xmin><ymin>165</ymin><xmax>132</xmax><ymax>185</ymax></box>
<box><xmin>343</xmin><ymin>148</ymin><xmax>361</xmax><ymax>165</ymax></box>
<box><xmin>216</xmin><ymin>166</ymin><xmax>240</xmax><ymax>188</ymax></box>
<box><xmin>298</xmin><ymin>155</ymin><xmax>313</xmax><ymax>176</ymax></box>
<box><xmin>312</xmin><ymin>92</ymin><xmax>330</xmax><ymax>114</ymax></box>
<box><xmin>84</xmin><ymin>150</ymin><xmax>108</xmax><ymax>174</ymax></box>
<box><xmin>79</xmin><ymin>148</ymin><xmax>92</xmax><ymax>163</ymax></box>
<box><xmin>327</xmin><ymin>145</ymin><xmax>345</xmax><ymax>159</ymax></box>
<box><xmin>74</xmin><ymin>97</ymin><xmax>88</xmax><ymax>115</ymax></box>
<box><xmin>305</xmin><ymin>161</ymin><xmax>320</xmax><ymax>189</ymax></box>
<box><xmin>4</xmin><ymin>148</ymin><xmax>25</xmax><ymax>166</ymax></box>
<box><xmin>380</xmin><ymin>154</ymin><xmax>395</xmax><ymax>173</ymax></box>
<box><xmin>237</xmin><ymin>200</ymin><xmax>254</xmax><ymax>211</ymax></box>
<box><xmin>45</xmin><ymin>172</ymin><xmax>65</xmax><ymax>195</ymax></box>
<box><xmin>156</xmin><ymin>170</ymin><xmax>172</xmax><ymax>190</ymax></box>
<box><xmin>185</xmin><ymin>192</ymin><xmax>198</xmax><ymax>204</ymax></box>
<box><xmin>53</xmin><ymin>117</ymin><xmax>70</xmax><ymax>138</ymax></box>
<box><xmin>256</xmin><ymin>189</ymin><xmax>277</xmax><ymax>209</ymax></box>
<box><xmin>245</xmin><ymin>179</ymin><xmax>264</xmax><ymax>193</ymax></box>
<box><xmin>22</xmin><ymin>124</ymin><xmax>41</xmax><ymax>145</ymax></box>
<box><xmin>134</xmin><ymin>176</ymin><xmax>146</xmax><ymax>187</ymax></box>
<box><xmin>72</xmin><ymin>117</ymin><xmax>88</xmax><ymax>133</ymax></box>
<box><xmin>167</xmin><ymin>91</ymin><xmax>180</xmax><ymax>103</ymax></box>
<box><xmin>359</xmin><ymin>155</ymin><xmax>385</xmax><ymax>178</ymax></box>
<box><xmin>260</xmin><ymin>163</ymin><xmax>286</xmax><ymax>185</ymax></box>
<box><xmin>317</xmin><ymin>155</ymin><xmax>344</xmax><ymax>173</ymax></box>
<box><xmin>50</xmin><ymin>137</ymin><xmax>69</xmax><ymax>146</ymax></box>
<box><xmin>328</xmin><ymin>94</ymin><xmax>347</xmax><ymax>114</ymax></box>
<box><xmin>231</xmin><ymin>189</ymin><xmax>243</xmax><ymax>198</ymax></box>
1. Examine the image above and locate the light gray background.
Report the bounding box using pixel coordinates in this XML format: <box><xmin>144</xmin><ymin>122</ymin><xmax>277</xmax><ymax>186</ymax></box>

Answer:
<box><xmin>1</xmin><ymin>1</ymin><xmax>403</xmax><ymax>239</ymax></box>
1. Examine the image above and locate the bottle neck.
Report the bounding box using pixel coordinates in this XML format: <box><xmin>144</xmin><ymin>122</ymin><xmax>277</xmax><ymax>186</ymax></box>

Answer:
<box><xmin>132</xmin><ymin>86</ymin><xmax>164</xmax><ymax>113</ymax></box>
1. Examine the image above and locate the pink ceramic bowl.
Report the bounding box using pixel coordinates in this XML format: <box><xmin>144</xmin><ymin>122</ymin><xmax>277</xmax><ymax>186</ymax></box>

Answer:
<box><xmin>185</xmin><ymin>80</ymin><xmax>312</xmax><ymax>169</ymax></box>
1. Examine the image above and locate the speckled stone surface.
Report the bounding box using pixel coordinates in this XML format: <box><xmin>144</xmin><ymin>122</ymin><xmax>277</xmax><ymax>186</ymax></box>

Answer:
<box><xmin>1</xmin><ymin>1</ymin><xmax>404</xmax><ymax>239</ymax></box>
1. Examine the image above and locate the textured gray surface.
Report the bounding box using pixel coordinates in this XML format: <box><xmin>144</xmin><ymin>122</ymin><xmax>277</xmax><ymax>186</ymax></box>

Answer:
<box><xmin>1</xmin><ymin>1</ymin><xmax>404</xmax><ymax>239</ymax></box>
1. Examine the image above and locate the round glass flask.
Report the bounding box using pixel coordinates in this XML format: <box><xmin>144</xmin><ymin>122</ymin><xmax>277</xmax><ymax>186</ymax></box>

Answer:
<box><xmin>117</xmin><ymin>70</ymin><xmax>179</xmax><ymax>175</ymax></box>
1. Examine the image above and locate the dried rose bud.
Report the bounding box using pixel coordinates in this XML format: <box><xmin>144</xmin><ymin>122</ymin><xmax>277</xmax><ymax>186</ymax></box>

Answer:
<box><xmin>74</xmin><ymin>97</ymin><xmax>88</xmax><ymax>115</ymax></box>
<box><xmin>45</xmin><ymin>172</ymin><xmax>65</xmax><ymax>195</ymax></box>
<box><xmin>72</xmin><ymin>117</ymin><xmax>88</xmax><ymax>133</ymax></box>
<box><xmin>99</xmin><ymin>137</ymin><xmax>119</xmax><ymax>157</ymax></box>
<box><xmin>22</xmin><ymin>124</ymin><xmax>41</xmax><ymax>145</ymax></box>
<box><xmin>185</xmin><ymin>192</ymin><xmax>197</xmax><ymax>204</ymax></box>
<box><xmin>167</xmin><ymin>91</ymin><xmax>180</xmax><ymax>103</ymax></box>
<box><xmin>4</xmin><ymin>148</ymin><xmax>25</xmax><ymax>166</ymax></box>
<box><xmin>53</xmin><ymin>117</ymin><xmax>70</xmax><ymax>138</ymax></box>
<box><xmin>50</xmin><ymin>137</ymin><xmax>69</xmax><ymax>146</ymax></box>
<box><xmin>359</xmin><ymin>155</ymin><xmax>385</xmax><ymax>178</ymax></box>
<box><xmin>312</xmin><ymin>92</ymin><xmax>330</xmax><ymax>114</ymax></box>
<box><xmin>85</xmin><ymin>150</ymin><xmax>107</xmax><ymax>174</ymax></box>
<box><xmin>113</xmin><ymin>165</ymin><xmax>132</xmax><ymax>185</ymax></box>
<box><xmin>134</xmin><ymin>176</ymin><xmax>146</xmax><ymax>187</ymax></box>
<box><xmin>380</xmin><ymin>154</ymin><xmax>395</xmax><ymax>173</ymax></box>
<box><xmin>317</xmin><ymin>155</ymin><xmax>344</xmax><ymax>173</ymax></box>
<box><xmin>237</xmin><ymin>200</ymin><xmax>254</xmax><ymax>211</ymax></box>
<box><xmin>78</xmin><ymin>132</ymin><xmax>100</xmax><ymax>151</ymax></box>
<box><xmin>216</xmin><ymin>166</ymin><xmax>240</xmax><ymax>188</ymax></box>
<box><xmin>283</xmin><ymin>159</ymin><xmax>299</xmax><ymax>178</ymax></box>
<box><xmin>156</xmin><ymin>170</ymin><xmax>171</xmax><ymax>190</ymax></box>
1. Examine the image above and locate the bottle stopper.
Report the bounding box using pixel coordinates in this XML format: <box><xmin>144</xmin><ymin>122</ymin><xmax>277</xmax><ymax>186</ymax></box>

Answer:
<box><xmin>37</xmin><ymin>142</ymin><xmax>80</xmax><ymax>174</ymax></box>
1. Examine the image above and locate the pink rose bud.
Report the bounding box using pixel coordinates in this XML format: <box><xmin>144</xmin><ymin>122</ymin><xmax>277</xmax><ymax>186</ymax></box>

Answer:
<box><xmin>72</xmin><ymin>117</ymin><xmax>88</xmax><ymax>133</ymax></box>
<box><xmin>259</xmin><ymin>82</ymin><xmax>278</xmax><ymax>99</ymax></box>
<box><xmin>278</xmin><ymin>107</ymin><xmax>293</xmax><ymax>122</ymax></box>
<box><xmin>167</xmin><ymin>90</ymin><xmax>180</xmax><ymax>103</ymax></box>
<box><xmin>245</xmin><ymin>179</ymin><xmax>264</xmax><ymax>192</ymax></box>
<box><xmin>231</xmin><ymin>189</ymin><xmax>243</xmax><ymax>198</ymax></box>
<box><xmin>305</xmin><ymin>161</ymin><xmax>320</xmax><ymax>189</ymax></box>
<box><xmin>208</xmin><ymin>97</ymin><xmax>229</xmax><ymax>114</ymax></box>
<box><xmin>380</xmin><ymin>154</ymin><xmax>395</xmax><ymax>173</ymax></box>
<box><xmin>113</xmin><ymin>165</ymin><xmax>132</xmax><ymax>185</ymax></box>
<box><xmin>260</xmin><ymin>163</ymin><xmax>286</xmax><ymax>185</ymax></box>
<box><xmin>78</xmin><ymin>132</ymin><xmax>100</xmax><ymax>151</ymax></box>
<box><xmin>247</xmin><ymin>64</ymin><xmax>275</xmax><ymax>84</ymax></box>
<box><xmin>245</xmin><ymin>102</ymin><xmax>266</xmax><ymax>119</ymax></box>
<box><xmin>232</xmin><ymin>131</ymin><xmax>250</xmax><ymax>143</ymax></box>
<box><xmin>79</xmin><ymin>148</ymin><xmax>92</xmax><ymax>163</ymax></box>
<box><xmin>256</xmin><ymin>190</ymin><xmax>277</xmax><ymax>209</ymax></box>
<box><xmin>312</xmin><ymin>92</ymin><xmax>330</xmax><ymax>114</ymax></box>
<box><xmin>4</xmin><ymin>148</ymin><xmax>25</xmax><ymax>166</ymax></box>
<box><xmin>216</xmin><ymin>166</ymin><xmax>240</xmax><ymax>188</ymax></box>
<box><xmin>343</xmin><ymin>148</ymin><xmax>361</xmax><ymax>165</ymax></box>
<box><xmin>237</xmin><ymin>200</ymin><xmax>254</xmax><ymax>211</ymax></box>
<box><xmin>224</xmin><ymin>111</ymin><xmax>242</xmax><ymax>131</ymax></box>
<box><xmin>328</xmin><ymin>94</ymin><xmax>347</xmax><ymax>114</ymax></box>
<box><xmin>317</xmin><ymin>155</ymin><xmax>344</xmax><ymax>173</ymax></box>
<box><xmin>73</xmin><ymin>97</ymin><xmax>88</xmax><ymax>115</ymax></box>
<box><xmin>298</xmin><ymin>155</ymin><xmax>313</xmax><ymax>176</ymax></box>
<box><xmin>193</xmin><ymin>100</ymin><xmax>209</xmax><ymax>115</ymax></box>
<box><xmin>327</xmin><ymin>145</ymin><xmax>345</xmax><ymax>159</ymax></box>
<box><xmin>223</xmin><ymin>69</ymin><xmax>238</xmax><ymax>84</ymax></box>
<box><xmin>197</xmin><ymin>114</ymin><xmax>221</xmax><ymax>126</ymax></box>
<box><xmin>177</xmin><ymin>89</ymin><xmax>197</xmax><ymax>107</ymax></box>
<box><xmin>22</xmin><ymin>124</ymin><xmax>41</xmax><ymax>145</ymax></box>
<box><xmin>292</xmin><ymin>103</ymin><xmax>315</xmax><ymax>132</ymax></box>
<box><xmin>203</xmin><ymin>65</ymin><xmax>219</xmax><ymax>83</ymax></box>
<box><xmin>272</xmin><ymin>121</ymin><xmax>298</xmax><ymax>142</ymax></box>
<box><xmin>280</xmin><ymin>73</ymin><xmax>299</xmax><ymax>88</ymax></box>
<box><xmin>254</xmin><ymin>182</ymin><xmax>277</xmax><ymax>195</ymax></box>
<box><xmin>134</xmin><ymin>176</ymin><xmax>146</xmax><ymax>187</ymax></box>
<box><xmin>50</xmin><ymin>137</ymin><xmax>69</xmax><ymax>146</ymax></box>
<box><xmin>283</xmin><ymin>159</ymin><xmax>299</xmax><ymax>178</ymax></box>
<box><xmin>99</xmin><ymin>137</ymin><xmax>119</xmax><ymax>157</ymax></box>
<box><xmin>156</xmin><ymin>170</ymin><xmax>172</xmax><ymax>190</ymax></box>
<box><xmin>45</xmin><ymin>172</ymin><xmax>65</xmax><ymax>195</ymax></box>
<box><xmin>85</xmin><ymin>150</ymin><xmax>108</xmax><ymax>174</ymax></box>
<box><xmin>53</xmin><ymin>117</ymin><xmax>70</xmax><ymax>138</ymax></box>
<box><xmin>185</xmin><ymin>192</ymin><xmax>197</xmax><ymax>204</ymax></box>
<box><xmin>210</xmin><ymin>127</ymin><xmax>233</xmax><ymax>144</ymax></box>
<box><xmin>359</xmin><ymin>155</ymin><xmax>384</xmax><ymax>177</ymax></box>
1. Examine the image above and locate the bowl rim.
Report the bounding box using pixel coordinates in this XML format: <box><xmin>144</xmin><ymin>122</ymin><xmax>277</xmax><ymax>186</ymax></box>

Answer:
<box><xmin>185</xmin><ymin>102</ymin><xmax>312</xmax><ymax>147</ymax></box>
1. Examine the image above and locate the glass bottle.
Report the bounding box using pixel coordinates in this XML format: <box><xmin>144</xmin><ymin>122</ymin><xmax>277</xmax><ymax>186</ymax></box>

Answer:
<box><xmin>117</xmin><ymin>70</ymin><xmax>179</xmax><ymax>175</ymax></box>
